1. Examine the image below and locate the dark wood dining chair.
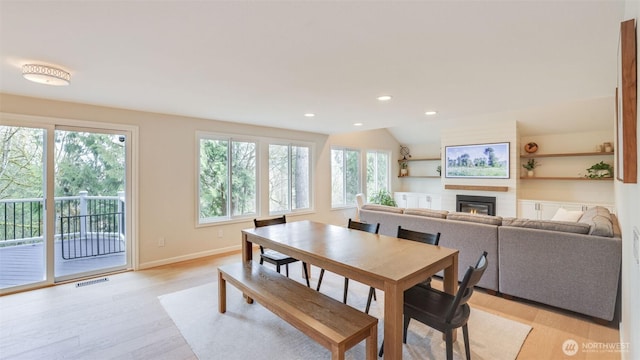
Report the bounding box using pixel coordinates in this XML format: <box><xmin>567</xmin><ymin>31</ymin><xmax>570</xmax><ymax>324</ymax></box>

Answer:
<box><xmin>363</xmin><ymin>226</ymin><xmax>442</xmax><ymax>313</ymax></box>
<box><xmin>379</xmin><ymin>251</ymin><xmax>489</xmax><ymax>359</ymax></box>
<box><xmin>254</xmin><ymin>215</ymin><xmax>310</xmax><ymax>287</ymax></box>
<box><xmin>397</xmin><ymin>226</ymin><xmax>441</xmax><ymax>288</ymax></box>
<box><xmin>316</xmin><ymin>218</ymin><xmax>380</xmax><ymax>306</ymax></box>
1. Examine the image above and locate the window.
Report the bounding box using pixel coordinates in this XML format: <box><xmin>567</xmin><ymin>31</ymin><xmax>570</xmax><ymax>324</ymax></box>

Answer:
<box><xmin>366</xmin><ymin>150</ymin><xmax>390</xmax><ymax>200</ymax></box>
<box><xmin>269</xmin><ymin>144</ymin><xmax>311</xmax><ymax>213</ymax></box>
<box><xmin>331</xmin><ymin>147</ymin><xmax>360</xmax><ymax>208</ymax></box>
<box><xmin>198</xmin><ymin>135</ymin><xmax>257</xmax><ymax>223</ymax></box>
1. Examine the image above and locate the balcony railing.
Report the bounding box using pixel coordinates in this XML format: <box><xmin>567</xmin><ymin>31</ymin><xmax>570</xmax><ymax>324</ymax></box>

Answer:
<box><xmin>1</xmin><ymin>191</ymin><xmax>125</xmax><ymax>259</ymax></box>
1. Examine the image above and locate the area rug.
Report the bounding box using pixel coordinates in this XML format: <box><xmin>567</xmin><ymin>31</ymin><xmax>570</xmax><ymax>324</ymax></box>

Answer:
<box><xmin>159</xmin><ymin>266</ymin><xmax>531</xmax><ymax>360</ymax></box>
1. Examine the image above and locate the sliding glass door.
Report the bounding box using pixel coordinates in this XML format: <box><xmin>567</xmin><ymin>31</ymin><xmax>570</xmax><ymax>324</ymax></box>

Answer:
<box><xmin>53</xmin><ymin>128</ymin><xmax>128</xmax><ymax>281</ymax></box>
<box><xmin>0</xmin><ymin>125</ymin><xmax>47</xmax><ymax>289</ymax></box>
<box><xmin>1</xmin><ymin>122</ymin><xmax>132</xmax><ymax>291</ymax></box>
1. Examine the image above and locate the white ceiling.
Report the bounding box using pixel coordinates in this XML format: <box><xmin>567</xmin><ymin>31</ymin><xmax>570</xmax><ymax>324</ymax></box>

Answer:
<box><xmin>0</xmin><ymin>1</ymin><xmax>625</xmax><ymax>144</ymax></box>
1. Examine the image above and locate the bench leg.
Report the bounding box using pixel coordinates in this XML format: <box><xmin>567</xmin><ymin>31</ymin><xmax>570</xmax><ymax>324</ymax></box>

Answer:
<box><xmin>218</xmin><ymin>270</ymin><xmax>226</xmax><ymax>313</ymax></box>
<box><xmin>366</xmin><ymin>325</ymin><xmax>378</xmax><ymax>360</ymax></box>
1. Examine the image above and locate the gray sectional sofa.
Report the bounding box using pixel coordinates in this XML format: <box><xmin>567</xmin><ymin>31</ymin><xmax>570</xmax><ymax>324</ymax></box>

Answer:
<box><xmin>359</xmin><ymin>204</ymin><xmax>622</xmax><ymax>321</ymax></box>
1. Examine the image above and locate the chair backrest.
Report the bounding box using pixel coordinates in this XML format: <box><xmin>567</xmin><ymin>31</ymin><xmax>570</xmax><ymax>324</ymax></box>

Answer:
<box><xmin>254</xmin><ymin>216</ymin><xmax>287</xmax><ymax>254</ymax></box>
<box><xmin>347</xmin><ymin>218</ymin><xmax>380</xmax><ymax>234</ymax></box>
<box><xmin>445</xmin><ymin>251</ymin><xmax>488</xmax><ymax>323</ymax></box>
<box><xmin>396</xmin><ymin>226</ymin><xmax>440</xmax><ymax>246</ymax></box>
<box><xmin>254</xmin><ymin>215</ymin><xmax>286</xmax><ymax>228</ymax></box>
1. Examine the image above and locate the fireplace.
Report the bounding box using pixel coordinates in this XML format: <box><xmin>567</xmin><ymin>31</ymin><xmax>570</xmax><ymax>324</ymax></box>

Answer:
<box><xmin>456</xmin><ymin>195</ymin><xmax>496</xmax><ymax>216</ymax></box>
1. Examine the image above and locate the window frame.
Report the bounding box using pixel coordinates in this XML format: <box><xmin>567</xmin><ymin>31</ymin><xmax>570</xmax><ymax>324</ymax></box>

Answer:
<box><xmin>330</xmin><ymin>146</ymin><xmax>362</xmax><ymax>209</ymax></box>
<box><xmin>365</xmin><ymin>149</ymin><xmax>392</xmax><ymax>202</ymax></box>
<box><xmin>267</xmin><ymin>141</ymin><xmax>313</xmax><ymax>215</ymax></box>
<box><xmin>197</xmin><ymin>132</ymin><xmax>259</xmax><ymax>225</ymax></box>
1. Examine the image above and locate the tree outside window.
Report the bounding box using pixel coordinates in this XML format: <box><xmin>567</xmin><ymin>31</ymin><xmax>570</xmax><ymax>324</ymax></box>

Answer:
<box><xmin>331</xmin><ymin>147</ymin><xmax>360</xmax><ymax>208</ymax></box>
<box><xmin>269</xmin><ymin>144</ymin><xmax>311</xmax><ymax>213</ymax></box>
<box><xmin>366</xmin><ymin>150</ymin><xmax>390</xmax><ymax>200</ymax></box>
<box><xmin>199</xmin><ymin>136</ymin><xmax>256</xmax><ymax>223</ymax></box>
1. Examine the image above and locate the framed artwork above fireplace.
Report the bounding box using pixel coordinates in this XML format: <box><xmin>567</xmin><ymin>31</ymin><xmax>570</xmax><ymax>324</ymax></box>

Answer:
<box><xmin>445</xmin><ymin>142</ymin><xmax>510</xmax><ymax>179</ymax></box>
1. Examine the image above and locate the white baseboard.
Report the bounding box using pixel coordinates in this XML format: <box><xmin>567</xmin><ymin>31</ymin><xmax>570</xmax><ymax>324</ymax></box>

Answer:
<box><xmin>138</xmin><ymin>245</ymin><xmax>241</xmax><ymax>269</ymax></box>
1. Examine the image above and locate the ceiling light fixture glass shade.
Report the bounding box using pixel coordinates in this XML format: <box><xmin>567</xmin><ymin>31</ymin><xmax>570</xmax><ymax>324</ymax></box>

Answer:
<box><xmin>377</xmin><ymin>95</ymin><xmax>392</xmax><ymax>101</ymax></box>
<box><xmin>22</xmin><ymin>64</ymin><xmax>70</xmax><ymax>86</ymax></box>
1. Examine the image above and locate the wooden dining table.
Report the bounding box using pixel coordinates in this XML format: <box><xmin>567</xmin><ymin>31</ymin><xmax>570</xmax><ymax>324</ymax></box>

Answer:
<box><xmin>241</xmin><ymin>220</ymin><xmax>459</xmax><ymax>360</ymax></box>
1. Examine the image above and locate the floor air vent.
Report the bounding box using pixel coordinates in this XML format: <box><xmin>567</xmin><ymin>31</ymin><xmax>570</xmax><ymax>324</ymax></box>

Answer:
<box><xmin>76</xmin><ymin>277</ymin><xmax>109</xmax><ymax>287</ymax></box>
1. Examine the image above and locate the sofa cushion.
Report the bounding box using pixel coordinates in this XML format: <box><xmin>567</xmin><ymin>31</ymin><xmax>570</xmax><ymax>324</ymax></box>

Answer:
<box><xmin>551</xmin><ymin>207</ymin><xmax>583</xmax><ymax>222</ymax></box>
<box><xmin>446</xmin><ymin>212</ymin><xmax>503</xmax><ymax>226</ymax></box>
<box><xmin>502</xmin><ymin>218</ymin><xmax>591</xmax><ymax>234</ymax></box>
<box><xmin>361</xmin><ymin>204</ymin><xmax>404</xmax><ymax>214</ymax></box>
<box><xmin>404</xmin><ymin>208</ymin><xmax>449</xmax><ymax>219</ymax></box>
<box><xmin>578</xmin><ymin>206</ymin><xmax>614</xmax><ymax>237</ymax></box>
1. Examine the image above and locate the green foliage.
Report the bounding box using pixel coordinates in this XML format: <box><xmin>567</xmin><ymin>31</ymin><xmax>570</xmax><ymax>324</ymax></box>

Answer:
<box><xmin>366</xmin><ymin>151</ymin><xmax>390</xmax><ymax>200</ymax></box>
<box><xmin>585</xmin><ymin>161</ymin><xmax>613</xmax><ymax>178</ymax></box>
<box><xmin>331</xmin><ymin>148</ymin><xmax>361</xmax><ymax>206</ymax></box>
<box><xmin>0</xmin><ymin>126</ymin><xmax>44</xmax><ymax>199</ymax></box>
<box><xmin>1</xmin><ymin>126</ymin><xmax>125</xmax><ymax>200</ymax></box>
<box><xmin>522</xmin><ymin>158</ymin><xmax>538</xmax><ymax>171</ymax></box>
<box><xmin>55</xmin><ymin>131</ymin><xmax>125</xmax><ymax>196</ymax></box>
<box><xmin>446</xmin><ymin>167</ymin><xmax>508</xmax><ymax>177</ymax></box>
<box><xmin>446</xmin><ymin>147</ymin><xmax>507</xmax><ymax>174</ymax></box>
<box><xmin>199</xmin><ymin>138</ymin><xmax>257</xmax><ymax>220</ymax></box>
<box><xmin>369</xmin><ymin>189</ymin><xmax>397</xmax><ymax>207</ymax></box>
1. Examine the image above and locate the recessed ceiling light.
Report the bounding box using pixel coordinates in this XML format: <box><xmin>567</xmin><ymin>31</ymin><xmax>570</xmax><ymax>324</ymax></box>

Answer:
<box><xmin>425</xmin><ymin>111</ymin><xmax>438</xmax><ymax>116</ymax></box>
<box><xmin>22</xmin><ymin>64</ymin><xmax>70</xmax><ymax>86</ymax></box>
<box><xmin>353</xmin><ymin>123</ymin><xmax>363</xmax><ymax>127</ymax></box>
<box><xmin>304</xmin><ymin>113</ymin><xmax>315</xmax><ymax>117</ymax></box>
<box><xmin>377</xmin><ymin>95</ymin><xmax>392</xmax><ymax>101</ymax></box>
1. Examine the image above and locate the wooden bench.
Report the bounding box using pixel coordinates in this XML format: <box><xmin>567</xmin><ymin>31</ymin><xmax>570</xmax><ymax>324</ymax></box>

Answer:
<box><xmin>218</xmin><ymin>262</ymin><xmax>378</xmax><ymax>360</ymax></box>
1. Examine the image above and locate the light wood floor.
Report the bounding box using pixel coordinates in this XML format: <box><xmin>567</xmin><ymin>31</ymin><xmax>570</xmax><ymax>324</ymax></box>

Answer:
<box><xmin>0</xmin><ymin>251</ymin><xmax>621</xmax><ymax>360</ymax></box>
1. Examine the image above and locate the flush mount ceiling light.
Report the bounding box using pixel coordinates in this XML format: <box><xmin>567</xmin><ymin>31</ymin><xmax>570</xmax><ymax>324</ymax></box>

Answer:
<box><xmin>22</xmin><ymin>64</ymin><xmax>70</xmax><ymax>86</ymax></box>
<box><xmin>304</xmin><ymin>113</ymin><xmax>315</xmax><ymax>117</ymax></box>
<box><xmin>353</xmin><ymin>122</ymin><xmax>363</xmax><ymax>127</ymax></box>
<box><xmin>377</xmin><ymin>95</ymin><xmax>392</xmax><ymax>101</ymax></box>
<box><xmin>425</xmin><ymin>110</ymin><xmax>438</xmax><ymax>116</ymax></box>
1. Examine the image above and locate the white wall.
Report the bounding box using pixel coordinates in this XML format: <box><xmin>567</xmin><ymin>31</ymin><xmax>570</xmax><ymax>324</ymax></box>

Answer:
<box><xmin>0</xmin><ymin>93</ymin><xmax>398</xmax><ymax>269</ymax></box>
<box><xmin>619</xmin><ymin>4</ymin><xmax>640</xmax><ymax>359</ymax></box>
<box><xmin>441</xmin><ymin>120</ymin><xmax>518</xmax><ymax>216</ymax></box>
<box><xmin>319</xmin><ymin>128</ymin><xmax>401</xmax><ymax>225</ymax></box>
<box><xmin>397</xmin><ymin>142</ymin><xmax>444</xmax><ymax>194</ymax></box>
<box><xmin>519</xmin><ymin>130</ymin><xmax>615</xmax><ymax>204</ymax></box>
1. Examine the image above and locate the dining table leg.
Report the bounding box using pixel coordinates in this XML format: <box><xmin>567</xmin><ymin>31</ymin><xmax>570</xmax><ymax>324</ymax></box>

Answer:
<box><xmin>383</xmin><ymin>282</ymin><xmax>403</xmax><ymax>360</ymax></box>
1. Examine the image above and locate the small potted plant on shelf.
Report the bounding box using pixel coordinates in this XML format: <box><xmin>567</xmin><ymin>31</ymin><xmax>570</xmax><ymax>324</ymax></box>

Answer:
<box><xmin>522</xmin><ymin>158</ymin><xmax>538</xmax><ymax>177</ymax></box>
<box><xmin>585</xmin><ymin>161</ymin><xmax>613</xmax><ymax>178</ymax></box>
<box><xmin>436</xmin><ymin>165</ymin><xmax>442</xmax><ymax>176</ymax></box>
<box><xmin>400</xmin><ymin>161</ymin><xmax>409</xmax><ymax>177</ymax></box>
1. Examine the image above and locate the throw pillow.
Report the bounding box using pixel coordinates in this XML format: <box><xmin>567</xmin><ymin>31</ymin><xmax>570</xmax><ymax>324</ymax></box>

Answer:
<box><xmin>578</xmin><ymin>206</ymin><xmax>614</xmax><ymax>237</ymax></box>
<box><xmin>551</xmin><ymin>207</ymin><xmax>583</xmax><ymax>222</ymax></box>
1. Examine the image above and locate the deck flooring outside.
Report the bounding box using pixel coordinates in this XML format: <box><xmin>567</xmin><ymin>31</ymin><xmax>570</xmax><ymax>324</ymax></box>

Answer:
<box><xmin>0</xmin><ymin>241</ymin><xmax>126</xmax><ymax>289</ymax></box>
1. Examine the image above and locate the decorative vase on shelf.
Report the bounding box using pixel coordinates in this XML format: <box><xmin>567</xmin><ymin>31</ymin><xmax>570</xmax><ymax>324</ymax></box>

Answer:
<box><xmin>400</xmin><ymin>168</ymin><xmax>408</xmax><ymax>176</ymax></box>
<box><xmin>527</xmin><ymin>170</ymin><xmax>534</xmax><ymax>177</ymax></box>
